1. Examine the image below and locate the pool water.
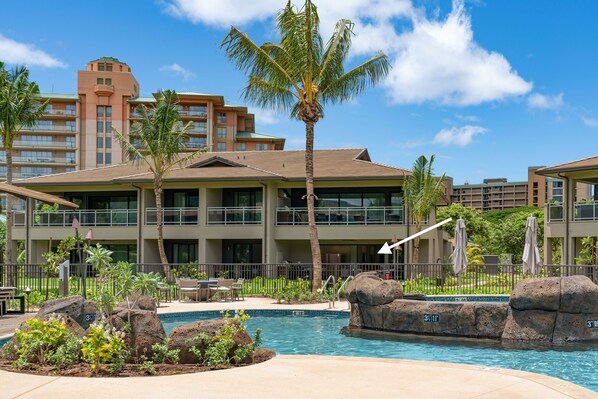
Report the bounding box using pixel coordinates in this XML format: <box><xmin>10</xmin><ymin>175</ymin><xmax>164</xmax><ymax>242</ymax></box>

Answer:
<box><xmin>161</xmin><ymin>310</ymin><xmax>598</xmax><ymax>392</ymax></box>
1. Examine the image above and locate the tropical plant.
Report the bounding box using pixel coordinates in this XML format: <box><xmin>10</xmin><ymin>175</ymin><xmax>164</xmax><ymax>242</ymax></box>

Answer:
<box><xmin>0</xmin><ymin>63</ymin><xmax>48</xmax><ymax>267</ymax></box>
<box><xmin>86</xmin><ymin>244</ymin><xmax>114</xmax><ymax>318</ymax></box>
<box><xmin>113</xmin><ymin>90</ymin><xmax>203</xmax><ymax>275</ymax></box>
<box><xmin>12</xmin><ymin>316</ymin><xmax>75</xmax><ymax>365</ymax></box>
<box><xmin>81</xmin><ymin>321</ymin><xmax>128</xmax><ymax>374</ymax></box>
<box><xmin>437</xmin><ymin>203</ymin><xmax>489</xmax><ymax>244</ymax></box>
<box><xmin>221</xmin><ymin>0</ymin><xmax>390</xmax><ymax>292</ymax></box>
<box><xmin>41</xmin><ymin>236</ymin><xmax>77</xmax><ymax>300</ymax></box>
<box><xmin>403</xmin><ymin>155</ymin><xmax>446</xmax><ymax>263</ymax></box>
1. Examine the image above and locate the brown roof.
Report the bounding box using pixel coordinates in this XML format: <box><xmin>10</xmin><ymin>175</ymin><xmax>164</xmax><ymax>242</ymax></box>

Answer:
<box><xmin>15</xmin><ymin>149</ymin><xmax>411</xmax><ymax>186</ymax></box>
<box><xmin>535</xmin><ymin>155</ymin><xmax>598</xmax><ymax>176</ymax></box>
<box><xmin>0</xmin><ymin>183</ymin><xmax>79</xmax><ymax>208</ymax></box>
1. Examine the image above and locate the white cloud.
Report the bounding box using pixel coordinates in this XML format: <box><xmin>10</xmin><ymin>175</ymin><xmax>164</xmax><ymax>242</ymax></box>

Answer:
<box><xmin>455</xmin><ymin>114</ymin><xmax>479</xmax><ymax>122</ymax></box>
<box><xmin>161</xmin><ymin>0</ymin><xmax>281</xmax><ymax>27</ymax></box>
<box><xmin>527</xmin><ymin>92</ymin><xmax>564</xmax><ymax>110</ymax></box>
<box><xmin>384</xmin><ymin>1</ymin><xmax>532</xmax><ymax>105</ymax></box>
<box><xmin>250</xmin><ymin>107</ymin><xmax>279</xmax><ymax>125</ymax></box>
<box><xmin>159</xmin><ymin>63</ymin><xmax>196</xmax><ymax>80</ymax></box>
<box><xmin>163</xmin><ymin>0</ymin><xmax>530</xmax><ymax>106</ymax></box>
<box><xmin>0</xmin><ymin>34</ymin><xmax>65</xmax><ymax>68</ymax></box>
<box><xmin>432</xmin><ymin>125</ymin><xmax>486</xmax><ymax>147</ymax></box>
<box><xmin>581</xmin><ymin>116</ymin><xmax>598</xmax><ymax>128</ymax></box>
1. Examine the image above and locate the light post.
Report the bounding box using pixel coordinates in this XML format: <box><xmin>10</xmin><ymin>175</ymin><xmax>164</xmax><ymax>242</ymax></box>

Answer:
<box><xmin>24</xmin><ymin>286</ymin><xmax>32</xmax><ymax>313</ymax></box>
<box><xmin>72</xmin><ymin>217</ymin><xmax>85</xmax><ymax>299</ymax></box>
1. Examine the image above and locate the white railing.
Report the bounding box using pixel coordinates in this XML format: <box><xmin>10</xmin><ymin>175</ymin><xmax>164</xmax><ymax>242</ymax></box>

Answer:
<box><xmin>145</xmin><ymin>207</ymin><xmax>199</xmax><ymax>225</ymax></box>
<box><xmin>548</xmin><ymin>203</ymin><xmax>564</xmax><ymax>222</ymax></box>
<box><xmin>32</xmin><ymin>210</ymin><xmax>137</xmax><ymax>227</ymax></box>
<box><xmin>276</xmin><ymin>206</ymin><xmax>404</xmax><ymax>225</ymax></box>
<box><xmin>207</xmin><ymin>207</ymin><xmax>262</xmax><ymax>224</ymax></box>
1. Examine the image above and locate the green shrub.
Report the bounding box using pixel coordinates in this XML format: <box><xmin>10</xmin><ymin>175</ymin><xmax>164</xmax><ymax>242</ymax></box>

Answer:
<box><xmin>151</xmin><ymin>339</ymin><xmax>180</xmax><ymax>364</ymax></box>
<box><xmin>13</xmin><ymin>316</ymin><xmax>74</xmax><ymax>364</ymax></box>
<box><xmin>47</xmin><ymin>335</ymin><xmax>82</xmax><ymax>368</ymax></box>
<box><xmin>81</xmin><ymin>321</ymin><xmax>128</xmax><ymax>373</ymax></box>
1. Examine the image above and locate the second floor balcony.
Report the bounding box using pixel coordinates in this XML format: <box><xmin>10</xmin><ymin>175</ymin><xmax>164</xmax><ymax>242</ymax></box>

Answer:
<box><xmin>547</xmin><ymin>201</ymin><xmax>598</xmax><ymax>222</ymax></box>
<box><xmin>207</xmin><ymin>207</ymin><xmax>262</xmax><ymax>225</ymax></box>
<box><xmin>145</xmin><ymin>207</ymin><xmax>199</xmax><ymax>225</ymax></box>
<box><xmin>276</xmin><ymin>206</ymin><xmax>404</xmax><ymax>225</ymax></box>
<box><xmin>13</xmin><ymin>209</ymin><xmax>138</xmax><ymax>227</ymax></box>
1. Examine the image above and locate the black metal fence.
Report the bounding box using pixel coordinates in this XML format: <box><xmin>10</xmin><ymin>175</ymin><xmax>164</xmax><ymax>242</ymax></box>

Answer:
<box><xmin>1</xmin><ymin>262</ymin><xmax>597</xmax><ymax>299</ymax></box>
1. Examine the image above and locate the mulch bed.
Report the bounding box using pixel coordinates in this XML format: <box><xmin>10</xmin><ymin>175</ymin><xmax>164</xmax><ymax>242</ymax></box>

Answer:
<box><xmin>0</xmin><ymin>348</ymin><xmax>276</xmax><ymax>377</ymax></box>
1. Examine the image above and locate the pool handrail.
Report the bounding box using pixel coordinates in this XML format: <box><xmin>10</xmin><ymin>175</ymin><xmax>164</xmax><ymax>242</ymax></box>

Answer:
<box><xmin>337</xmin><ymin>275</ymin><xmax>354</xmax><ymax>302</ymax></box>
<box><xmin>321</xmin><ymin>275</ymin><xmax>336</xmax><ymax>308</ymax></box>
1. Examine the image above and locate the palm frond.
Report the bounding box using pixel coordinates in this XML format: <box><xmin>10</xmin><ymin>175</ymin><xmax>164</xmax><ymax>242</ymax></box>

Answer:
<box><xmin>318</xmin><ymin>19</ymin><xmax>354</xmax><ymax>86</ymax></box>
<box><xmin>243</xmin><ymin>76</ymin><xmax>297</xmax><ymax>112</ymax></box>
<box><xmin>320</xmin><ymin>52</ymin><xmax>390</xmax><ymax>104</ymax></box>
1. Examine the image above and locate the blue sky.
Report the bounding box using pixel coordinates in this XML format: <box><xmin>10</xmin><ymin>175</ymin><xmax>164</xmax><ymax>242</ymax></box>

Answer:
<box><xmin>1</xmin><ymin>0</ymin><xmax>597</xmax><ymax>184</ymax></box>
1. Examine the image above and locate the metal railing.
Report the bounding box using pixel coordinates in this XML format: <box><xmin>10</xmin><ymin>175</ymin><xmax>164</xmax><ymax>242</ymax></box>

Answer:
<box><xmin>43</xmin><ymin>109</ymin><xmax>76</xmax><ymax>116</ymax></box>
<box><xmin>207</xmin><ymin>207</ymin><xmax>262</xmax><ymax>224</ymax></box>
<box><xmin>12</xmin><ymin>157</ymin><xmax>75</xmax><ymax>164</ymax></box>
<box><xmin>179</xmin><ymin>110</ymin><xmax>207</xmax><ymax>117</ymax></box>
<box><xmin>574</xmin><ymin>201</ymin><xmax>598</xmax><ymax>221</ymax></box>
<box><xmin>145</xmin><ymin>207</ymin><xmax>199</xmax><ymax>225</ymax></box>
<box><xmin>26</xmin><ymin>125</ymin><xmax>76</xmax><ymax>132</ymax></box>
<box><xmin>30</xmin><ymin>209</ymin><xmax>137</xmax><ymax>227</ymax></box>
<box><xmin>13</xmin><ymin>140</ymin><xmax>76</xmax><ymax>148</ymax></box>
<box><xmin>548</xmin><ymin>203</ymin><xmax>564</xmax><ymax>222</ymax></box>
<box><xmin>276</xmin><ymin>206</ymin><xmax>404</xmax><ymax>225</ymax></box>
<box><xmin>2</xmin><ymin>263</ymin><xmax>596</xmax><ymax>299</ymax></box>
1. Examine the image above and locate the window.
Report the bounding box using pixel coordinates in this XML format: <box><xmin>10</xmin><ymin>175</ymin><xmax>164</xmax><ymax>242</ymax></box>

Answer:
<box><xmin>22</xmin><ymin>151</ymin><xmax>52</xmax><ymax>162</ymax></box>
<box><xmin>256</xmin><ymin>143</ymin><xmax>268</xmax><ymax>151</ymax></box>
<box><xmin>65</xmin><ymin>167</ymin><xmax>75</xmax><ymax>173</ymax></box>
<box><xmin>217</xmin><ymin>112</ymin><xmax>226</xmax><ymax>124</ymax></box>
<box><xmin>217</xmin><ymin>142</ymin><xmax>227</xmax><ymax>152</ymax></box>
<box><xmin>105</xmin><ymin>153</ymin><xmax>112</xmax><ymax>165</ymax></box>
<box><xmin>97</xmin><ymin>106</ymin><xmax>104</xmax><ymax>118</ymax></box>
<box><xmin>66</xmin><ymin>152</ymin><xmax>75</xmax><ymax>164</ymax></box>
<box><xmin>66</xmin><ymin>136</ymin><xmax>76</xmax><ymax>148</ymax></box>
<box><xmin>98</xmin><ymin>63</ymin><xmax>105</xmax><ymax>71</ymax></box>
<box><xmin>66</xmin><ymin>120</ymin><xmax>76</xmax><ymax>131</ymax></box>
<box><xmin>105</xmin><ymin>78</ymin><xmax>112</xmax><ymax>86</ymax></box>
<box><xmin>192</xmin><ymin>122</ymin><xmax>207</xmax><ymax>133</ymax></box>
<box><xmin>106</xmin><ymin>106</ymin><xmax>112</xmax><ymax>118</ymax></box>
<box><xmin>97</xmin><ymin>153</ymin><xmax>104</xmax><ymax>164</ymax></box>
<box><xmin>105</xmin><ymin>121</ymin><xmax>112</xmax><ymax>134</ymax></box>
<box><xmin>189</xmin><ymin>105</ymin><xmax>207</xmax><ymax>117</ymax></box>
<box><xmin>96</xmin><ymin>78</ymin><xmax>104</xmax><ymax>85</ymax></box>
<box><xmin>97</xmin><ymin>121</ymin><xmax>104</xmax><ymax>133</ymax></box>
<box><xmin>66</xmin><ymin>104</ymin><xmax>76</xmax><ymax>115</ymax></box>
<box><xmin>236</xmin><ymin>143</ymin><xmax>246</xmax><ymax>151</ymax></box>
<box><xmin>189</xmin><ymin>137</ymin><xmax>206</xmax><ymax>148</ymax></box>
<box><xmin>217</xmin><ymin>127</ymin><xmax>227</xmax><ymax>139</ymax></box>
<box><xmin>21</xmin><ymin>166</ymin><xmax>52</xmax><ymax>177</ymax></box>
<box><xmin>97</xmin><ymin>137</ymin><xmax>104</xmax><ymax>148</ymax></box>
<box><xmin>106</xmin><ymin>138</ymin><xmax>112</xmax><ymax>149</ymax></box>
<box><xmin>106</xmin><ymin>63</ymin><xmax>113</xmax><ymax>72</ymax></box>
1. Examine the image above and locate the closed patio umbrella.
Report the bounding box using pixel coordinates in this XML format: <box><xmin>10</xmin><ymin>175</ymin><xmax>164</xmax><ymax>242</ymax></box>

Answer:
<box><xmin>522</xmin><ymin>216</ymin><xmax>542</xmax><ymax>274</ymax></box>
<box><xmin>452</xmin><ymin>218</ymin><xmax>468</xmax><ymax>274</ymax></box>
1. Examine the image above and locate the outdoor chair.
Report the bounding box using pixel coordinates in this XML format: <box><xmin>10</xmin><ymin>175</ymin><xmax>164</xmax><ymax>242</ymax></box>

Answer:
<box><xmin>177</xmin><ymin>279</ymin><xmax>200</xmax><ymax>302</ymax></box>
<box><xmin>208</xmin><ymin>279</ymin><xmax>235</xmax><ymax>301</ymax></box>
<box><xmin>232</xmin><ymin>278</ymin><xmax>245</xmax><ymax>301</ymax></box>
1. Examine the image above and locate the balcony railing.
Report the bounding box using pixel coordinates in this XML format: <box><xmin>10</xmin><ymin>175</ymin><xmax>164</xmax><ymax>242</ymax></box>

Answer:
<box><xmin>145</xmin><ymin>207</ymin><xmax>199</xmax><ymax>225</ymax></box>
<box><xmin>12</xmin><ymin>157</ymin><xmax>75</xmax><ymax>164</ymax></box>
<box><xmin>207</xmin><ymin>207</ymin><xmax>262</xmax><ymax>224</ymax></box>
<box><xmin>548</xmin><ymin>203</ymin><xmax>564</xmax><ymax>222</ymax></box>
<box><xmin>29</xmin><ymin>210</ymin><xmax>137</xmax><ymax>227</ymax></box>
<box><xmin>276</xmin><ymin>206</ymin><xmax>404</xmax><ymax>225</ymax></box>
<box><xmin>574</xmin><ymin>201</ymin><xmax>598</xmax><ymax>221</ymax></box>
<box><xmin>26</xmin><ymin>125</ymin><xmax>76</xmax><ymax>132</ymax></box>
<box><xmin>43</xmin><ymin>109</ymin><xmax>76</xmax><ymax>116</ymax></box>
<box><xmin>13</xmin><ymin>140</ymin><xmax>76</xmax><ymax>148</ymax></box>
<box><xmin>180</xmin><ymin>110</ymin><xmax>207</xmax><ymax>117</ymax></box>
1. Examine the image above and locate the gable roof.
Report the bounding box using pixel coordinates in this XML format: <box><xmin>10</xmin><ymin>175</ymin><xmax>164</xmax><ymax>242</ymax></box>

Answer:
<box><xmin>14</xmin><ymin>148</ymin><xmax>411</xmax><ymax>187</ymax></box>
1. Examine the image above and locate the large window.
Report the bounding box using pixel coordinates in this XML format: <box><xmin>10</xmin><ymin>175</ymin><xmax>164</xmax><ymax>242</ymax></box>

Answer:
<box><xmin>97</xmin><ymin>121</ymin><xmax>104</xmax><ymax>133</ymax></box>
<box><xmin>97</xmin><ymin>153</ymin><xmax>104</xmax><ymax>164</ymax></box>
<box><xmin>217</xmin><ymin>127</ymin><xmax>227</xmax><ymax>139</ymax></box>
<box><xmin>189</xmin><ymin>105</ymin><xmax>207</xmax><ymax>117</ymax></box>
<box><xmin>105</xmin><ymin>153</ymin><xmax>112</xmax><ymax>165</ymax></box>
<box><xmin>21</xmin><ymin>167</ymin><xmax>52</xmax><ymax>177</ymax></box>
<box><xmin>66</xmin><ymin>152</ymin><xmax>75</xmax><ymax>164</ymax></box>
<box><xmin>256</xmin><ymin>143</ymin><xmax>268</xmax><ymax>151</ymax></box>
<box><xmin>97</xmin><ymin>137</ymin><xmax>104</xmax><ymax>148</ymax></box>
<box><xmin>22</xmin><ymin>151</ymin><xmax>52</xmax><ymax>162</ymax></box>
<box><xmin>217</xmin><ymin>142</ymin><xmax>227</xmax><ymax>152</ymax></box>
<box><xmin>236</xmin><ymin>143</ymin><xmax>246</xmax><ymax>151</ymax></box>
<box><xmin>65</xmin><ymin>104</ymin><xmax>76</xmax><ymax>115</ymax></box>
<box><xmin>217</xmin><ymin>112</ymin><xmax>226</xmax><ymax>124</ymax></box>
<box><xmin>66</xmin><ymin>136</ymin><xmax>76</xmax><ymax>148</ymax></box>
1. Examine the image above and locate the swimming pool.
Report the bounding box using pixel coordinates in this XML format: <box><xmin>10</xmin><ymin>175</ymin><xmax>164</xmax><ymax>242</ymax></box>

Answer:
<box><xmin>160</xmin><ymin>310</ymin><xmax>598</xmax><ymax>391</ymax></box>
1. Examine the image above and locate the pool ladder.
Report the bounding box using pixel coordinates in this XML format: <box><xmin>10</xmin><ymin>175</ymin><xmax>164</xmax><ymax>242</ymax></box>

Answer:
<box><xmin>321</xmin><ymin>275</ymin><xmax>336</xmax><ymax>308</ymax></box>
<box><xmin>337</xmin><ymin>275</ymin><xmax>354</xmax><ymax>309</ymax></box>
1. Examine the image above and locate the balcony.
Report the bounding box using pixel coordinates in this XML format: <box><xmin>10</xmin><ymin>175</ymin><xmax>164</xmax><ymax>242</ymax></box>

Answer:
<box><xmin>43</xmin><ymin>109</ymin><xmax>76</xmax><ymax>117</ymax></box>
<box><xmin>180</xmin><ymin>110</ymin><xmax>207</xmax><ymax>118</ymax></box>
<box><xmin>574</xmin><ymin>201</ymin><xmax>598</xmax><ymax>221</ymax></box>
<box><xmin>25</xmin><ymin>125</ymin><xmax>76</xmax><ymax>133</ymax></box>
<box><xmin>548</xmin><ymin>203</ymin><xmax>564</xmax><ymax>222</ymax></box>
<box><xmin>145</xmin><ymin>207</ymin><xmax>199</xmax><ymax>225</ymax></box>
<box><xmin>207</xmin><ymin>207</ymin><xmax>262</xmax><ymax>225</ymax></box>
<box><xmin>28</xmin><ymin>209</ymin><xmax>137</xmax><ymax>227</ymax></box>
<box><xmin>11</xmin><ymin>157</ymin><xmax>76</xmax><ymax>165</ymax></box>
<box><xmin>94</xmin><ymin>85</ymin><xmax>114</xmax><ymax>95</ymax></box>
<box><xmin>276</xmin><ymin>206</ymin><xmax>404</xmax><ymax>225</ymax></box>
<box><xmin>13</xmin><ymin>140</ymin><xmax>76</xmax><ymax>149</ymax></box>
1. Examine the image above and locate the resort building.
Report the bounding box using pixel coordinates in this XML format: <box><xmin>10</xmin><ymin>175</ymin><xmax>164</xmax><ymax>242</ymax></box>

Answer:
<box><xmin>450</xmin><ymin>168</ymin><xmax>591</xmax><ymax>212</ymax></box>
<box><xmin>11</xmin><ymin>148</ymin><xmax>450</xmax><ymax>267</ymax></box>
<box><xmin>0</xmin><ymin>56</ymin><xmax>284</xmax><ymax>199</ymax></box>
<box><xmin>536</xmin><ymin>157</ymin><xmax>598</xmax><ymax>265</ymax></box>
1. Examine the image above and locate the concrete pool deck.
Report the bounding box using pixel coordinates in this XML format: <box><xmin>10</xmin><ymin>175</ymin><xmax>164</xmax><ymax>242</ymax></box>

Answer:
<box><xmin>1</xmin><ymin>298</ymin><xmax>597</xmax><ymax>399</ymax></box>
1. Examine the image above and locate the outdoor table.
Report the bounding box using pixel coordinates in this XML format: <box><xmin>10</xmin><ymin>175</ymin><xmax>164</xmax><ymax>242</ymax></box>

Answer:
<box><xmin>0</xmin><ymin>287</ymin><xmax>17</xmax><ymax>315</ymax></box>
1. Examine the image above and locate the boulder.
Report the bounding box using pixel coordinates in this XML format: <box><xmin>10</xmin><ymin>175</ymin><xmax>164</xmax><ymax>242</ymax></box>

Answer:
<box><xmin>560</xmin><ymin>275</ymin><xmax>598</xmax><ymax>314</ymax></box>
<box><xmin>346</xmin><ymin>272</ymin><xmax>403</xmax><ymax>306</ymax></box>
<box><xmin>36</xmin><ymin>295</ymin><xmax>98</xmax><ymax>329</ymax></box>
<box><xmin>502</xmin><ymin>308</ymin><xmax>556</xmax><ymax>342</ymax></box>
<box><xmin>348</xmin><ymin>303</ymin><xmax>362</xmax><ymax>328</ymax></box>
<box><xmin>553</xmin><ymin>312</ymin><xmax>598</xmax><ymax>343</ymax></box>
<box><xmin>168</xmin><ymin>318</ymin><xmax>253</xmax><ymax>364</ymax></box>
<box><xmin>252</xmin><ymin>348</ymin><xmax>276</xmax><ymax>364</ymax></box>
<box><xmin>474</xmin><ymin>303</ymin><xmax>509</xmax><ymax>339</ymax></box>
<box><xmin>116</xmin><ymin>294</ymin><xmax>157</xmax><ymax>313</ymax></box>
<box><xmin>509</xmin><ymin>278</ymin><xmax>561</xmax><ymax>311</ymax></box>
<box><xmin>107</xmin><ymin>309</ymin><xmax>166</xmax><ymax>358</ymax></box>
<box><xmin>359</xmin><ymin>303</ymin><xmax>386</xmax><ymax>329</ymax></box>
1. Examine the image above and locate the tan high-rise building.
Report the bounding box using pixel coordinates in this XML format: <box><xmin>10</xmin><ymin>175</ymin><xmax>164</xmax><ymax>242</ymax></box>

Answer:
<box><xmin>1</xmin><ymin>57</ymin><xmax>284</xmax><ymax>192</ymax></box>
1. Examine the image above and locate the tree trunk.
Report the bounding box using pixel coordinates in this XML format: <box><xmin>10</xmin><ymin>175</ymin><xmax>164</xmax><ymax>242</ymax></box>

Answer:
<box><xmin>154</xmin><ymin>177</ymin><xmax>170</xmax><ymax>276</ymax></box>
<box><xmin>5</xmin><ymin>147</ymin><xmax>15</xmax><ymax>286</ymax></box>
<box><xmin>412</xmin><ymin>221</ymin><xmax>422</xmax><ymax>264</ymax></box>
<box><xmin>304</xmin><ymin>120</ymin><xmax>322</xmax><ymax>293</ymax></box>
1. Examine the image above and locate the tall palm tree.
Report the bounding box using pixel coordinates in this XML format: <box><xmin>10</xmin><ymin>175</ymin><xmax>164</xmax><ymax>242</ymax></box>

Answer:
<box><xmin>113</xmin><ymin>90</ymin><xmax>200</xmax><ymax>275</ymax></box>
<box><xmin>221</xmin><ymin>0</ymin><xmax>390</xmax><ymax>292</ymax></box>
<box><xmin>403</xmin><ymin>155</ymin><xmax>446</xmax><ymax>263</ymax></box>
<box><xmin>0</xmin><ymin>64</ymin><xmax>48</xmax><ymax>264</ymax></box>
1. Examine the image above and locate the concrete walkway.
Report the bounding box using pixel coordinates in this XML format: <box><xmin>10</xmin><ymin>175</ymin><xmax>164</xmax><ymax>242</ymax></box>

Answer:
<box><xmin>1</xmin><ymin>298</ymin><xmax>597</xmax><ymax>398</ymax></box>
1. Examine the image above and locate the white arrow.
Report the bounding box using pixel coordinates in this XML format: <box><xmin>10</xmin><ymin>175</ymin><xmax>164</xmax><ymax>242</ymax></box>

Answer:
<box><xmin>378</xmin><ymin>217</ymin><xmax>453</xmax><ymax>254</ymax></box>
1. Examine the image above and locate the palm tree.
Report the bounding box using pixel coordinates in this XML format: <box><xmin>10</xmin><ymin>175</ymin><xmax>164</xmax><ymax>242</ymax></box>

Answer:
<box><xmin>403</xmin><ymin>155</ymin><xmax>446</xmax><ymax>263</ymax></box>
<box><xmin>113</xmin><ymin>90</ymin><xmax>200</xmax><ymax>275</ymax></box>
<box><xmin>0</xmin><ymin>64</ymin><xmax>48</xmax><ymax>265</ymax></box>
<box><xmin>221</xmin><ymin>0</ymin><xmax>390</xmax><ymax>292</ymax></box>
